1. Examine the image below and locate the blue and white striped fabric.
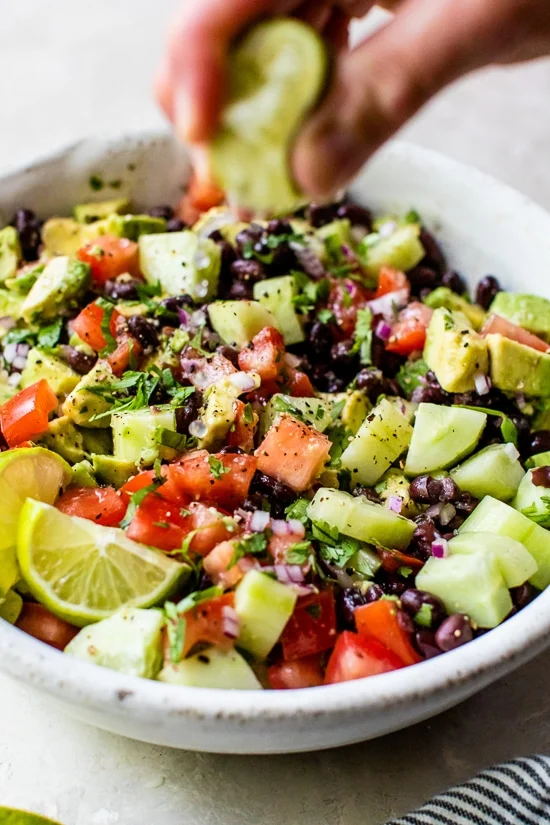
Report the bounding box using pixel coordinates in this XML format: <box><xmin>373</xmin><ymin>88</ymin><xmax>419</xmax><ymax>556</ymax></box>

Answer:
<box><xmin>388</xmin><ymin>756</ymin><xmax>550</xmax><ymax>825</ymax></box>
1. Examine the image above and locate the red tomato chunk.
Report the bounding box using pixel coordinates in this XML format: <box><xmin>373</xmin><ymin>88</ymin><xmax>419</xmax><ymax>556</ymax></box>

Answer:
<box><xmin>56</xmin><ymin>486</ymin><xmax>126</xmax><ymax>527</ymax></box>
<box><xmin>281</xmin><ymin>590</ymin><xmax>337</xmax><ymax>661</ymax></box>
<box><xmin>325</xmin><ymin>631</ymin><xmax>405</xmax><ymax>684</ymax></box>
<box><xmin>0</xmin><ymin>379</ymin><xmax>57</xmax><ymax>447</ymax></box>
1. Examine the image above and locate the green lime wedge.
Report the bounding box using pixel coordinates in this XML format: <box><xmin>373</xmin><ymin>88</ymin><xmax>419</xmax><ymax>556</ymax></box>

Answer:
<box><xmin>0</xmin><ymin>808</ymin><xmax>62</xmax><ymax>825</ymax></box>
<box><xmin>17</xmin><ymin>500</ymin><xmax>189</xmax><ymax>626</ymax></box>
<box><xmin>210</xmin><ymin>18</ymin><xmax>329</xmax><ymax>213</ymax></box>
<box><xmin>0</xmin><ymin>447</ymin><xmax>71</xmax><ymax>597</ymax></box>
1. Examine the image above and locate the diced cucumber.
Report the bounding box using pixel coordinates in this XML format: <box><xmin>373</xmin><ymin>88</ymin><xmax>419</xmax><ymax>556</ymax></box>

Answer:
<box><xmin>112</xmin><ymin>407</ymin><xmax>177</xmax><ymax>468</ymax></box>
<box><xmin>307</xmin><ymin>488</ymin><xmax>415</xmax><ymax>550</ymax></box>
<box><xmin>359</xmin><ymin>224</ymin><xmax>425</xmax><ymax>278</ymax></box>
<box><xmin>512</xmin><ymin>470</ymin><xmax>550</xmax><ymax>527</ymax></box>
<box><xmin>341</xmin><ymin>397</ymin><xmax>413</xmax><ymax>486</ymax></box>
<box><xmin>259</xmin><ymin>394</ymin><xmax>333</xmax><ymax>436</ymax></box>
<box><xmin>316</xmin><ymin>218</ymin><xmax>353</xmax><ymax>247</ymax></box>
<box><xmin>253</xmin><ymin>275</ymin><xmax>305</xmax><ymax>345</ymax></box>
<box><xmin>0</xmin><ymin>589</ymin><xmax>23</xmax><ymax>624</ymax></box>
<box><xmin>235</xmin><ymin>570</ymin><xmax>297</xmax><ymax>659</ymax></box>
<box><xmin>65</xmin><ymin>608</ymin><xmax>164</xmax><ymax>678</ymax></box>
<box><xmin>448</xmin><ymin>532</ymin><xmax>537</xmax><ymax>588</ymax></box>
<box><xmin>139</xmin><ymin>232</ymin><xmax>221</xmax><ymax>301</ymax></box>
<box><xmin>450</xmin><ymin>443</ymin><xmax>525</xmax><ymax>501</ymax></box>
<box><xmin>416</xmin><ymin>552</ymin><xmax>512</xmax><ymax>628</ymax></box>
<box><xmin>208</xmin><ymin>300</ymin><xmax>280</xmax><ymax>348</ymax></box>
<box><xmin>348</xmin><ymin>547</ymin><xmax>381</xmax><ymax>578</ymax></box>
<box><xmin>375</xmin><ymin>468</ymin><xmax>421</xmax><ymax>518</ymax></box>
<box><xmin>385</xmin><ymin>396</ymin><xmax>417</xmax><ymax>423</ymax></box>
<box><xmin>521</xmin><ymin>525</ymin><xmax>550</xmax><ymax>591</ymax></box>
<box><xmin>0</xmin><ymin>226</ymin><xmax>21</xmax><ymax>283</ymax></box>
<box><xmin>526</xmin><ymin>451</ymin><xmax>550</xmax><ymax>469</ymax></box>
<box><xmin>405</xmin><ymin>403</ymin><xmax>486</xmax><ymax>476</ymax></box>
<box><xmin>158</xmin><ymin>646</ymin><xmax>262</xmax><ymax>689</ymax></box>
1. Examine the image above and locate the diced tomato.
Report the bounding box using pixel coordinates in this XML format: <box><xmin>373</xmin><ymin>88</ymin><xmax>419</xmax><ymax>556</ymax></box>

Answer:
<box><xmin>177</xmin><ymin>172</ymin><xmax>225</xmax><ymax>225</ymax></box>
<box><xmin>287</xmin><ymin>371</ymin><xmax>315</xmax><ymax>398</ymax></box>
<box><xmin>16</xmin><ymin>603</ymin><xmax>78</xmax><ymax>651</ymax></box>
<box><xmin>268</xmin><ymin>656</ymin><xmax>324</xmax><ymax>689</ymax></box>
<box><xmin>324</xmin><ymin>631</ymin><xmax>405</xmax><ymax>684</ymax></box>
<box><xmin>72</xmin><ymin>301</ymin><xmax>121</xmax><ymax>352</ymax></box>
<box><xmin>268</xmin><ymin>532</ymin><xmax>306</xmax><ymax>564</ymax></box>
<box><xmin>186</xmin><ymin>502</ymin><xmax>239</xmax><ymax>556</ymax></box>
<box><xmin>119</xmin><ymin>470</ymin><xmax>184</xmax><ymax>506</ymax></box>
<box><xmin>165</xmin><ymin>593</ymin><xmax>236</xmax><ymax>662</ymax></box>
<box><xmin>227</xmin><ymin>400</ymin><xmax>258</xmax><ymax>453</ymax></box>
<box><xmin>386</xmin><ymin>301</ymin><xmax>433</xmax><ymax>355</ymax></box>
<box><xmin>281</xmin><ymin>590</ymin><xmax>337</xmax><ymax>660</ymax></box>
<box><xmin>202</xmin><ymin>540</ymin><xmax>247</xmax><ymax>588</ymax></box>
<box><xmin>56</xmin><ymin>486</ymin><xmax>126</xmax><ymax>527</ymax></box>
<box><xmin>375</xmin><ymin>266</ymin><xmax>410</xmax><ymax>298</ymax></box>
<box><xmin>328</xmin><ymin>279</ymin><xmax>372</xmax><ymax>337</ymax></box>
<box><xmin>481</xmin><ymin>313</ymin><xmax>549</xmax><ymax>353</ymax></box>
<box><xmin>238</xmin><ymin>326</ymin><xmax>287</xmax><ymax>389</ymax></box>
<box><xmin>165</xmin><ymin>450</ymin><xmax>257</xmax><ymax>510</ymax></box>
<box><xmin>255</xmin><ymin>414</ymin><xmax>331</xmax><ymax>492</ymax></box>
<box><xmin>355</xmin><ymin>600</ymin><xmax>421</xmax><ymax>666</ymax></box>
<box><xmin>0</xmin><ymin>380</ymin><xmax>57</xmax><ymax>447</ymax></box>
<box><xmin>378</xmin><ymin>548</ymin><xmax>424</xmax><ymax>574</ymax></box>
<box><xmin>107</xmin><ymin>334</ymin><xmax>143</xmax><ymax>377</ymax></box>
<box><xmin>77</xmin><ymin>235</ymin><xmax>140</xmax><ymax>286</ymax></box>
<box><xmin>126</xmin><ymin>493</ymin><xmax>193</xmax><ymax>552</ymax></box>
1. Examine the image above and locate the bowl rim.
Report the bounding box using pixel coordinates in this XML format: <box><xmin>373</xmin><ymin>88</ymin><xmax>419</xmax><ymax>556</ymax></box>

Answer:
<box><xmin>1</xmin><ymin>132</ymin><xmax>550</xmax><ymax>724</ymax></box>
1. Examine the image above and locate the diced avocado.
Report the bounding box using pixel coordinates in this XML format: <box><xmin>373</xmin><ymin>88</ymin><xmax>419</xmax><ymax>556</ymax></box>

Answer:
<box><xmin>158</xmin><ymin>645</ymin><xmax>262</xmax><ymax>689</ymax></box>
<box><xmin>200</xmin><ymin>374</ymin><xmax>261</xmax><ymax>449</ymax></box>
<box><xmin>340</xmin><ymin>390</ymin><xmax>371</xmax><ymax>434</ymax></box>
<box><xmin>486</xmin><ymin>333</ymin><xmax>550</xmax><ymax>397</ymax></box>
<box><xmin>91</xmin><ymin>454</ymin><xmax>136</xmax><ymax>488</ymax></box>
<box><xmin>260</xmin><ymin>393</ymin><xmax>333</xmax><ymax>437</ymax></box>
<box><xmin>459</xmin><ymin>495</ymin><xmax>550</xmax><ymax>590</ymax></box>
<box><xmin>0</xmin><ymin>379</ymin><xmax>16</xmax><ymax>405</ymax></box>
<box><xmin>405</xmin><ymin>403</ymin><xmax>486</xmax><ymax>476</ymax></box>
<box><xmin>450</xmin><ymin>443</ymin><xmax>525</xmax><ymax>501</ymax></box>
<box><xmin>21</xmin><ymin>256</ymin><xmax>91</xmax><ymax>323</ymax></box>
<box><xmin>424</xmin><ymin>308</ymin><xmax>489</xmax><ymax>393</ymax></box>
<box><xmin>341</xmin><ymin>397</ymin><xmax>413</xmax><ymax>486</ymax></box>
<box><xmin>208</xmin><ymin>300</ymin><xmax>280</xmax><ymax>348</ymax></box>
<box><xmin>65</xmin><ymin>607</ymin><xmax>164</xmax><ymax>678</ymax></box>
<box><xmin>38</xmin><ymin>416</ymin><xmax>86</xmax><ymax>464</ymax></box>
<box><xmin>73</xmin><ymin>198</ymin><xmax>131</xmax><ymax>224</ymax></box>
<box><xmin>0</xmin><ymin>290</ymin><xmax>24</xmax><ymax>330</ymax></box>
<box><xmin>307</xmin><ymin>488</ymin><xmax>415</xmax><ymax>550</ymax></box>
<box><xmin>448</xmin><ymin>532</ymin><xmax>537</xmax><ymax>588</ymax></box>
<box><xmin>512</xmin><ymin>470</ymin><xmax>550</xmax><ymax>527</ymax></box>
<box><xmin>112</xmin><ymin>406</ymin><xmax>177</xmax><ymax>468</ymax></box>
<box><xmin>42</xmin><ymin>218</ymin><xmax>88</xmax><ymax>257</ymax></box>
<box><xmin>20</xmin><ymin>348</ymin><xmax>80</xmax><ymax>397</ymax></box>
<box><xmin>423</xmin><ymin>286</ymin><xmax>486</xmax><ymax>330</ymax></box>
<box><xmin>359</xmin><ymin>223</ymin><xmax>424</xmax><ymax>278</ymax></box>
<box><xmin>81</xmin><ymin>427</ymin><xmax>112</xmax><ymax>456</ymax></box>
<box><xmin>375</xmin><ymin>469</ymin><xmax>421</xmax><ymax>518</ymax></box>
<box><xmin>526</xmin><ymin>451</ymin><xmax>550</xmax><ymax>469</ymax></box>
<box><xmin>0</xmin><ymin>589</ymin><xmax>23</xmax><ymax>624</ymax></box>
<box><xmin>71</xmin><ymin>459</ymin><xmax>97</xmax><ymax>488</ymax></box>
<box><xmin>108</xmin><ymin>214</ymin><xmax>167</xmax><ymax>241</ymax></box>
<box><xmin>489</xmin><ymin>292</ymin><xmax>550</xmax><ymax>341</ymax></box>
<box><xmin>253</xmin><ymin>275</ymin><xmax>304</xmax><ymax>345</ymax></box>
<box><xmin>0</xmin><ymin>227</ymin><xmax>22</xmax><ymax>283</ymax></box>
<box><xmin>317</xmin><ymin>218</ymin><xmax>353</xmax><ymax>247</ymax></box>
<box><xmin>416</xmin><ymin>552</ymin><xmax>512</xmax><ymax>628</ymax></box>
<box><xmin>62</xmin><ymin>359</ymin><xmax>114</xmax><ymax>428</ymax></box>
<box><xmin>5</xmin><ymin>262</ymin><xmax>44</xmax><ymax>295</ymax></box>
<box><xmin>139</xmin><ymin>232</ymin><xmax>221</xmax><ymax>301</ymax></box>
<box><xmin>235</xmin><ymin>570</ymin><xmax>298</xmax><ymax>659</ymax></box>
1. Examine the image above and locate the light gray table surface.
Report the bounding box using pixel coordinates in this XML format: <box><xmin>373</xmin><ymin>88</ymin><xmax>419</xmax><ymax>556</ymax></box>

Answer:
<box><xmin>2</xmin><ymin>3</ymin><xmax>550</xmax><ymax>824</ymax></box>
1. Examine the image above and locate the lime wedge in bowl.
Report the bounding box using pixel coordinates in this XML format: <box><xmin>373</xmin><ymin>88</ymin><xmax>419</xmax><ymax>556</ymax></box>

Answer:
<box><xmin>17</xmin><ymin>500</ymin><xmax>189</xmax><ymax>626</ymax></box>
<box><xmin>0</xmin><ymin>447</ymin><xmax>72</xmax><ymax>597</ymax></box>
<box><xmin>0</xmin><ymin>808</ymin><xmax>63</xmax><ymax>825</ymax></box>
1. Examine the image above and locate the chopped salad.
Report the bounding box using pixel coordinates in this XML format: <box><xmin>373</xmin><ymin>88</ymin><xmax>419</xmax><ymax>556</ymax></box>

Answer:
<box><xmin>1</xmin><ymin>183</ymin><xmax>550</xmax><ymax>691</ymax></box>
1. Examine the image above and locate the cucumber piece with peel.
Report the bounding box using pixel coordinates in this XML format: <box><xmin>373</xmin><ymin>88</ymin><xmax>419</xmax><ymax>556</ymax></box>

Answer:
<box><xmin>158</xmin><ymin>646</ymin><xmax>262</xmax><ymax>689</ymax></box>
<box><xmin>139</xmin><ymin>232</ymin><xmax>221</xmax><ymax>302</ymax></box>
<box><xmin>307</xmin><ymin>488</ymin><xmax>415</xmax><ymax>550</ymax></box>
<box><xmin>208</xmin><ymin>300</ymin><xmax>281</xmax><ymax>348</ymax></box>
<box><xmin>526</xmin><ymin>451</ymin><xmax>550</xmax><ymax>469</ymax></box>
<box><xmin>405</xmin><ymin>403</ymin><xmax>487</xmax><ymax>476</ymax></box>
<box><xmin>450</xmin><ymin>443</ymin><xmax>525</xmax><ymax>501</ymax></box>
<box><xmin>253</xmin><ymin>275</ymin><xmax>305</xmax><ymax>345</ymax></box>
<box><xmin>512</xmin><ymin>470</ymin><xmax>550</xmax><ymax>527</ymax></box>
<box><xmin>359</xmin><ymin>224</ymin><xmax>425</xmax><ymax>278</ymax></box>
<box><xmin>448</xmin><ymin>532</ymin><xmax>537</xmax><ymax>588</ymax></box>
<box><xmin>210</xmin><ymin>19</ymin><xmax>329</xmax><ymax>213</ymax></box>
<box><xmin>111</xmin><ymin>407</ymin><xmax>177</xmax><ymax>468</ymax></box>
<box><xmin>235</xmin><ymin>570</ymin><xmax>298</xmax><ymax>659</ymax></box>
<box><xmin>340</xmin><ymin>397</ymin><xmax>413</xmax><ymax>486</ymax></box>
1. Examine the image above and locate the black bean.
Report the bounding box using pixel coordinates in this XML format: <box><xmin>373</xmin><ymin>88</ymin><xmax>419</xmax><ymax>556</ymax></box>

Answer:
<box><xmin>217</xmin><ymin>345</ymin><xmax>239</xmax><ymax>366</ymax></box>
<box><xmin>355</xmin><ymin>367</ymin><xmax>385</xmax><ymax>400</ymax></box>
<box><xmin>10</xmin><ymin>208</ymin><xmax>42</xmax><ymax>261</ymax></box>
<box><xmin>175</xmin><ymin>390</ymin><xmax>203</xmax><ymax>435</ymax></box>
<box><xmin>475</xmin><ymin>275</ymin><xmax>501</xmax><ymax>310</ymax></box>
<box><xmin>409</xmin><ymin>475</ymin><xmax>440</xmax><ymax>503</ymax></box>
<box><xmin>396</xmin><ymin>609</ymin><xmax>415</xmax><ymax>635</ymax></box>
<box><xmin>126</xmin><ymin>315</ymin><xmax>159</xmax><ymax>350</ymax></box>
<box><xmin>227</xmin><ymin>280</ymin><xmax>253</xmax><ymax>300</ymax></box>
<box><xmin>219</xmin><ymin>446</ymin><xmax>245</xmax><ymax>455</ymax></box>
<box><xmin>411</xmin><ymin>373</ymin><xmax>452</xmax><ymax>406</ymax></box>
<box><xmin>407</xmin><ymin>265</ymin><xmax>440</xmax><ymax>293</ymax></box>
<box><xmin>336</xmin><ymin>588</ymin><xmax>368</xmax><ymax>631</ymax></box>
<box><xmin>103</xmin><ymin>278</ymin><xmax>141</xmax><ymax>301</ymax></box>
<box><xmin>148</xmin><ymin>205</ymin><xmax>174</xmax><ymax>220</ymax></box>
<box><xmin>307</xmin><ymin>322</ymin><xmax>334</xmax><ymax>362</ymax></box>
<box><xmin>385</xmin><ymin>576</ymin><xmax>408</xmax><ymax>596</ymax></box>
<box><xmin>531</xmin><ymin>466</ymin><xmax>550</xmax><ymax>488</ymax></box>
<box><xmin>235</xmin><ymin>224</ymin><xmax>264</xmax><ymax>255</ymax></box>
<box><xmin>231</xmin><ymin>259</ymin><xmax>265</xmax><ymax>284</ymax></box>
<box><xmin>307</xmin><ymin>202</ymin><xmax>341</xmax><ymax>228</ymax></box>
<box><xmin>325</xmin><ymin>371</ymin><xmax>347</xmax><ymax>393</ymax></box>
<box><xmin>384</xmin><ymin>378</ymin><xmax>401</xmax><ymax>397</ymax></box>
<box><xmin>527</xmin><ymin>430</ymin><xmax>550</xmax><ymax>457</ymax></box>
<box><xmin>336</xmin><ymin>202</ymin><xmax>372</xmax><ymax>229</ymax></box>
<box><xmin>166</xmin><ymin>218</ymin><xmax>186</xmax><ymax>232</ymax></box>
<box><xmin>415</xmin><ymin>629</ymin><xmax>442</xmax><ymax>659</ymax></box>
<box><xmin>59</xmin><ymin>345</ymin><xmax>97</xmax><ymax>375</ymax></box>
<box><xmin>250</xmin><ymin>471</ymin><xmax>296</xmax><ymax>508</ymax></box>
<box><xmin>510</xmin><ymin>413</ymin><xmax>530</xmax><ymax>449</ymax></box>
<box><xmin>365</xmin><ymin>583</ymin><xmax>384</xmax><ymax>603</ymax></box>
<box><xmin>453</xmin><ymin>492</ymin><xmax>479</xmax><ymax>515</ymax></box>
<box><xmin>371</xmin><ymin>338</ymin><xmax>405</xmax><ymax>377</ymax></box>
<box><xmin>400</xmin><ymin>589</ymin><xmax>446</xmax><ymax>629</ymax></box>
<box><xmin>439</xmin><ymin>477</ymin><xmax>460</xmax><ymax>502</ymax></box>
<box><xmin>267</xmin><ymin>219</ymin><xmax>293</xmax><ymax>236</ymax></box>
<box><xmin>441</xmin><ymin>269</ymin><xmax>466</xmax><ymax>295</ymax></box>
<box><xmin>352</xmin><ymin>486</ymin><xmax>382</xmax><ymax>504</ymax></box>
<box><xmin>409</xmin><ymin>515</ymin><xmax>439</xmax><ymax>560</ymax></box>
<box><xmin>435</xmin><ymin>614</ymin><xmax>473</xmax><ymax>651</ymax></box>
<box><xmin>511</xmin><ymin>582</ymin><xmax>537</xmax><ymax>608</ymax></box>
<box><xmin>419</xmin><ymin>229</ymin><xmax>446</xmax><ymax>274</ymax></box>
<box><xmin>330</xmin><ymin>339</ymin><xmax>356</xmax><ymax>369</ymax></box>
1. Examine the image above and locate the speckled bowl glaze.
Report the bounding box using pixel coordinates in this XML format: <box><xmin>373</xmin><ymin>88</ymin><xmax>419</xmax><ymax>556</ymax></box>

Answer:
<box><xmin>1</xmin><ymin>133</ymin><xmax>550</xmax><ymax>755</ymax></box>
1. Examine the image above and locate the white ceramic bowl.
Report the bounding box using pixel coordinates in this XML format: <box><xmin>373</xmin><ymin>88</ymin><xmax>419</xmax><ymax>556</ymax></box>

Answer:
<box><xmin>1</xmin><ymin>133</ymin><xmax>550</xmax><ymax>755</ymax></box>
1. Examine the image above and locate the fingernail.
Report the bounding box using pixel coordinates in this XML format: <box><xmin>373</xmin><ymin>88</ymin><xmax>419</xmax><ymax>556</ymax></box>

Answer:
<box><xmin>293</xmin><ymin>125</ymin><xmax>366</xmax><ymax>200</ymax></box>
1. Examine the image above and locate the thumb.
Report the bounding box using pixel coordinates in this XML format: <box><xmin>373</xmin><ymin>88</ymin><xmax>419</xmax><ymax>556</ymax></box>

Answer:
<box><xmin>293</xmin><ymin>0</ymin><xmax>516</xmax><ymax>199</ymax></box>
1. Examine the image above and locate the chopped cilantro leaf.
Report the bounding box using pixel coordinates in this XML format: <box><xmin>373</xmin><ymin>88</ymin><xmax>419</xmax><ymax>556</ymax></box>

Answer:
<box><xmin>284</xmin><ymin>498</ymin><xmax>310</xmax><ymax>524</ymax></box>
<box><xmin>396</xmin><ymin>359</ymin><xmax>429</xmax><ymax>397</ymax></box>
<box><xmin>95</xmin><ymin>297</ymin><xmax>118</xmax><ymax>354</ymax></box>
<box><xmin>350</xmin><ymin>307</ymin><xmax>373</xmax><ymax>365</ymax></box>
<box><xmin>317</xmin><ymin>308</ymin><xmax>335</xmax><ymax>324</ymax></box>
<box><xmin>229</xmin><ymin>532</ymin><xmax>268</xmax><ymax>568</ymax></box>
<box><xmin>37</xmin><ymin>318</ymin><xmax>63</xmax><ymax>348</ymax></box>
<box><xmin>285</xmin><ymin>540</ymin><xmax>312</xmax><ymax>565</ymax></box>
<box><xmin>243</xmin><ymin>402</ymin><xmax>255</xmax><ymax>424</ymax></box>
<box><xmin>414</xmin><ymin>603</ymin><xmax>433</xmax><ymax>627</ymax></box>
<box><xmin>208</xmin><ymin>455</ymin><xmax>230</xmax><ymax>479</ymax></box>
<box><xmin>120</xmin><ymin>477</ymin><xmax>165</xmax><ymax>529</ymax></box>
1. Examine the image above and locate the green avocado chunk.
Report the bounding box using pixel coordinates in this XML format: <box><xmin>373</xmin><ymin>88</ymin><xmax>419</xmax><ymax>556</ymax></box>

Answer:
<box><xmin>486</xmin><ymin>333</ymin><xmax>550</xmax><ymax>396</ymax></box>
<box><xmin>73</xmin><ymin>198</ymin><xmax>131</xmax><ymax>223</ymax></box>
<box><xmin>21</xmin><ymin>256</ymin><xmax>91</xmax><ymax>323</ymax></box>
<box><xmin>423</xmin><ymin>286</ymin><xmax>486</xmax><ymax>330</ymax></box>
<box><xmin>62</xmin><ymin>359</ymin><xmax>114</xmax><ymax>427</ymax></box>
<box><xmin>424</xmin><ymin>308</ymin><xmax>488</xmax><ymax>393</ymax></box>
<box><xmin>71</xmin><ymin>459</ymin><xmax>97</xmax><ymax>487</ymax></box>
<box><xmin>92</xmin><ymin>454</ymin><xmax>136</xmax><ymax>488</ymax></box>
<box><xmin>21</xmin><ymin>348</ymin><xmax>80</xmax><ymax>397</ymax></box>
<box><xmin>0</xmin><ymin>227</ymin><xmax>22</xmax><ymax>283</ymax></box>
<box><xmin>489</xmin><ymin>292</ymin><xmax>550</xmax><ymax>341</ymax></box>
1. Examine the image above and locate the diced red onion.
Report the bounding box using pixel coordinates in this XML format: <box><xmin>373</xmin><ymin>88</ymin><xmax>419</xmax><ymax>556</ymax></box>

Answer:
<box><xmin>7</xmin><ymin>372</ymin><xmax>21</xmax><ymax>387</ymax></box>
<box><xmin>271</xmin><ymin>519</ymin><xmax>290</xmax><ymax>536</ymax></box>
<box><xmin>351</xmin><ymin>226</ymin><xmax>367</xmax><ymax>245</ymax></box>
<box><xmin>426</xmin><ymin>502</ymin><xmax>443</xmax><ymax>519</ymax></box>
<box><xmin>221</xmin><ymin>605</ymin><xmax>240</xmax><ymax>639</ymax></box>
<box><xmin>274</xmin><ymin>564</ymin><xmax>305</xmax><ymax>585</ymax></box>
<box><xmin>178</xmin><ymin>308</ymin><xmax>190</xmax><ymax>326</ymax></box>
<box><xmin>474</xmin><ymin>372</ymin><xmax>491</xmax><ymax>396</ymax></box>
<box><xmin>12</xmin><ymin>355</ymin><xmax>28</xmax><ymax>371</ymax></box>
<box><xmin>0</xmin><ymin>316</ymin><xmax>15</xmax><ymax>331</ymax></box>
<box><xmin>387</xmin><ymin>495</ymin><xmax>403</xmax><ymax>514</ymax></box>
<box><xmin>250</xmin><ymin>510</ymin><xmax>270</xmax><ymax>533</ymax></box>
<box><xmin>367</xmin><ymin>288</ymin><xmax>409</xmax><ymax>319</ymax></box>
<box><xmin>503</xmin><ymin>443</ymin><xmax>520</xmax><ymax>462</ymax></box>
<box><xmin>439</xmin><ymin>503</ymin><xmax>456</xmax><ymax>526</ymax></box>
<box><xmin>188</xmin><ymin>419</ymin><xmax>207</xmax><ymax>439</ymax></box>
<box><xmin>3</xmin><ymin>343</ymin><xmax>18</xmax><ymax>364</ymax></box>
<box><xmin>378</xmin><ymin>220</ymin><xmax>398</xmax><ymax>238</ymax></box>
<box><xmin>190</xmin><ymin>369</ymin><xmax>213</xmax><ymax>390</ymax></box>
<box><xmin>228</xmin><ymin>371</ymin><xmax>258</xmax><ymax>392</ymax></box>
<box><xmin>284</xmin><ymin>353</ymin><xmax>301</xmax><ymax>369</ymax></box>
<box><xmin>190</xmin><ymin>309</ymin><xmax>207</xmax><ymax>327</ymax></box>
<box><xmin>375</xmin><ymin>320</ymin><xmax>392</xmax><ymax>341</ymax></box>
<box><xmin>287</xmin><ymin>519</ymin><xmax>306</xmax><ymax>538</ymax></box>
<box><xmin>431</xmin><ymin>539</ymin><xmax>449</xmax><ymax>559</ymax></box>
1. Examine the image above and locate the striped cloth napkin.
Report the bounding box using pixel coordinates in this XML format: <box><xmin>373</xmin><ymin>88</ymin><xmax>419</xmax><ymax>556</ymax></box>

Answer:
<box><xmin>388</xmin><ymin>756</ymin><xmax>550</xmax><ymax>825</ymax></box>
